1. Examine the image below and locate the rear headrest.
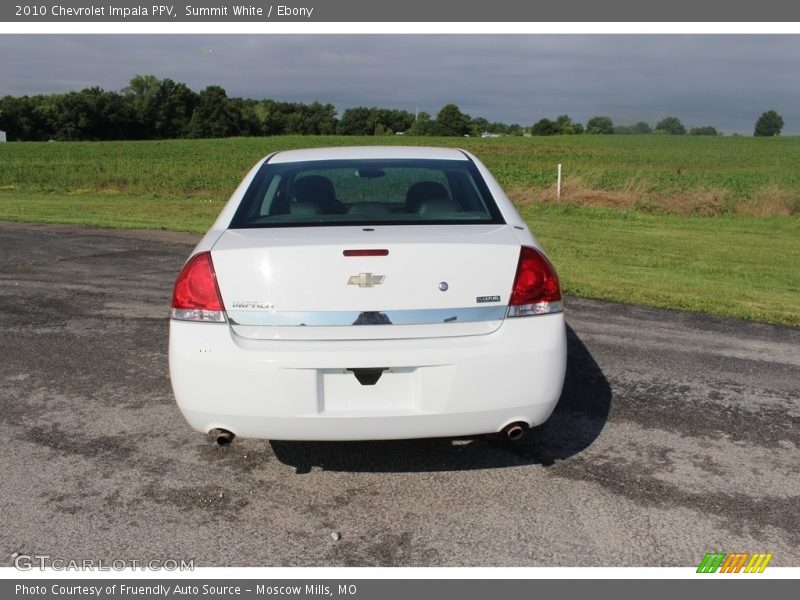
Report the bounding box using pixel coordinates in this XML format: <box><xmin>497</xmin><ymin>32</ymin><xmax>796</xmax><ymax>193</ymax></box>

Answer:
<box><xmin>406</xmin><ymin>181</ymin><xmax>450</xmax><ymax>211</ymax></box>
<box><xmin>293</xmin><ymin>175</ymin><xmax>347</xmax><ymax>214</ymax></box>
<box><xmin>294</xmin><ymin>175</ymin><xmax>336</xmax><ymax>204</ymax></box>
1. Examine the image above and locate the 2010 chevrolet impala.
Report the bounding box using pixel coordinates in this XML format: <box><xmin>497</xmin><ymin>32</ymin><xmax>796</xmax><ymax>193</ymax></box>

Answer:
<box><xmin>169</xmin><ymin>146</ymin><xmax>566</xmax><ymax>443</ymax></box>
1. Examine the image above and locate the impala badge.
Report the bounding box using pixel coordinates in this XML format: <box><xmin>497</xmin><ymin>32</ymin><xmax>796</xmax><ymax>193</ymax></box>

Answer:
<box><xmin>231</xmin><ymin>300</ymin><xmax>274</xmax><ymax>310</ymax></box>
<box><xmin>348</xmin><ymin>273</ymin><xmax>385</xmax><ymax>288</ymax></box>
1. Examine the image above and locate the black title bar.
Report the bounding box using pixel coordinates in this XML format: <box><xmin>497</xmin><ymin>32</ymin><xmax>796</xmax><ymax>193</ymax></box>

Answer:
<box><xmin>3</xmin><ymin>0</ymin><xmax>800</xmax><ymax>22</ymax></box>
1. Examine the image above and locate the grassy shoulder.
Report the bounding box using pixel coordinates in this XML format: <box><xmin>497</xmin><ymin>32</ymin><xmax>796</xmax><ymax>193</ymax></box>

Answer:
<box><xmin>1</xmin><ymin>191</ymin><xmax>798</xmax><ymax>327</ymax></box>
<box><xmin>0</xmin><ymin>191</ymin><xmax>225</xmax><ymax>233</ymax></box>
<box><xmin>522</xmin><ymin>204</ymin><xmax>799</xmax><ymax>327</ymax></box>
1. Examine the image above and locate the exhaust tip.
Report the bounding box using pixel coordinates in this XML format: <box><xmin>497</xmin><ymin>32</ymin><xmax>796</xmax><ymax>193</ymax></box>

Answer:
<box><xmin>502</xmin><ymin>422</ymin><xmax>528</xmax><ymax>441</ymax></box>
<box><xmin>211</xmin><ymin>428</ymin><xmax>235</xmax><ymax>447</ymax></box>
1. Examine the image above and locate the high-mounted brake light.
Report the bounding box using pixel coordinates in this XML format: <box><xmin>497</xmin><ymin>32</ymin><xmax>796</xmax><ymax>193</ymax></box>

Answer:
<box><xmin>507</xmin><ymin>246</ymin><xmax>562</xmax><ymax>317</ymax></box>
<box><xmin>343</xmin><ymin>249</ymin><xmax>389</xmax><ymax>257</ymax></box>
<box><xmin>170</xmin><ymin>252</ymin><xmax>227</xmax><ymax>322</ymax></box>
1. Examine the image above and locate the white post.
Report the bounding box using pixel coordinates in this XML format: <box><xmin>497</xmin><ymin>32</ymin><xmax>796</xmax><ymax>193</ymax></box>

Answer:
<box><xmin>557</xmin><ymin>163</ymin><xmax>562</xmax><ymax>202</ymax></box>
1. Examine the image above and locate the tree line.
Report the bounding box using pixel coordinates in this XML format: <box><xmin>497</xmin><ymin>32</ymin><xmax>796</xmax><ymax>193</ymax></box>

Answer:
<box><xmin>0</xmin><ymin>75</ymin><xmax>522</xmax><ymax>141</ymax></box>
<box><xmin>530</xmin><ymin>113</ymin><xmax>784</xmax><ymax>137</ymax></box>
<box><xmin>0</xmin><ymin>75</ymin><xmax>786</xmax><ymax>141</ymax></box>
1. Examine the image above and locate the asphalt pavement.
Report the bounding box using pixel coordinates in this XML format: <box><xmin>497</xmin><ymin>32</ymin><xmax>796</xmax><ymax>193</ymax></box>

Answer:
<box><xmin>0</xmin><ymin>222</ymin><xmax>797</xmax><ymax>567</ymax></box>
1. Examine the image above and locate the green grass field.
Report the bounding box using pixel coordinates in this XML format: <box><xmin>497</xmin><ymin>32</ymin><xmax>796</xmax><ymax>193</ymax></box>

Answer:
<box><xmin>2</xmin><ymin>135</ymin><xmax>800</xmax><ymax>213</ymax></box>
<box><xmin>1</xmin><ymin>136</ymin><xmax>798</xmax><ymax>326</ymax></box>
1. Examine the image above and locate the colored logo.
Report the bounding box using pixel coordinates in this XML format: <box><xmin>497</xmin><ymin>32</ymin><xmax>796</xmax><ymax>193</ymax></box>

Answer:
<box><xmin>697</xmin><ymin>552</ymin><xmax>773</xmax><ymax>573</ymax></box>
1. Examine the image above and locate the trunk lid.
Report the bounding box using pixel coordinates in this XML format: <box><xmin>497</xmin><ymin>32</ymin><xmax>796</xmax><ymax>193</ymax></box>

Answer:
<box><xmin>211</xmin><ymin>225</ymin><xmax>520</xmax><ymax>340</ymax></box>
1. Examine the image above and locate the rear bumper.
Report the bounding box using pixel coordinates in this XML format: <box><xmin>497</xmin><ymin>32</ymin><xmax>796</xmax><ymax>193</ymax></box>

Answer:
<box><xmin>168</xmin><ymin>314</ymin><xmax>567</xmax><ymax>441</ymax></box>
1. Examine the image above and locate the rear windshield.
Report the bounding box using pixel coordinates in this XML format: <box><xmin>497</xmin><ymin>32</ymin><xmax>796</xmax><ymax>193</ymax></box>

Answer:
<box><xmin>229</xmin><ymin>158</ymin><xmax>505</xmax><ymax>228</ymax></box>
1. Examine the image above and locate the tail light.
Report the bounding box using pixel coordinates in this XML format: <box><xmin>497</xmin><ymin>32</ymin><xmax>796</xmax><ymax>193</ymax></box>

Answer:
<box><xmin>507</xmin><ymin>246</ymin><xmax>563</xmax><ymax>317</ymax></box>
<box><xmin>170</xmin><ymin>252</ymin><xmax>226</xmax><ymax>322</ymax></box>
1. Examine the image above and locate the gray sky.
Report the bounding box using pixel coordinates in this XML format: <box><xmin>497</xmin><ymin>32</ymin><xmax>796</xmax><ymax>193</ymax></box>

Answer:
<box><xmin>1</xmin><ymin>35</ymin><xmax>798</xmax><ymax>134</ymax></box>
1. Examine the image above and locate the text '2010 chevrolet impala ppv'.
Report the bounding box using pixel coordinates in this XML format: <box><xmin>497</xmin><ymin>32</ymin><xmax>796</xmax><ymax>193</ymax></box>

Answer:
<box><xmin>169</xmin><ymin>146</ymin><xmax>566</xmax><ymax>443</ymax></box>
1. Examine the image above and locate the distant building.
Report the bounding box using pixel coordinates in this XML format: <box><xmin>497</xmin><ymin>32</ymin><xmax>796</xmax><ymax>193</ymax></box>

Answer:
<box><xmin>480</xmin><ymin>132</ymin><xmax>502</xmax><ymax>138</ymax></box>
<box><xmin>0</xmin><ymin>131</ymin><xmax>6</xmax><ymax>142</ymax></box>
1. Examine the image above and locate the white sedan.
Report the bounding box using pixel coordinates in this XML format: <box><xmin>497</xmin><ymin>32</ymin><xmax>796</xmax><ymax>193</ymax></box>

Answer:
<box><xmin>169</xmin><ymin>146</ymin><xmax>566</xmax><ymax>444</ymax></box>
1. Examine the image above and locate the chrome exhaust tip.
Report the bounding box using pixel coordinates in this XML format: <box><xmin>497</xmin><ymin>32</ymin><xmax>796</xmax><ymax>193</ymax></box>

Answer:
<box><xmin>211</xmin><ymin>428</ymin><xmax>235</xmax><ymax>447</ymax></box>
<box><xmin>502</xmin><ymin>422</ymin><xmax>528</xmax><ymax>441</ymax></box>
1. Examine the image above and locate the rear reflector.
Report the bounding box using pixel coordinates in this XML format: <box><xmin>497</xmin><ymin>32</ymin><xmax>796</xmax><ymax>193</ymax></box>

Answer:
<box><xmin>343</xmin><ymin>249</ymin><xmax>389</xmax><ymax>257</ymax></box>
<box><xmin>507</xmin><ymin>246</ymin><xmax>563</xmax><ymax>317</ymax></box>
<box><xmin>170</xmin><ymin>251</ymin><xmax>226</xmax><ymax>322</ymax></box>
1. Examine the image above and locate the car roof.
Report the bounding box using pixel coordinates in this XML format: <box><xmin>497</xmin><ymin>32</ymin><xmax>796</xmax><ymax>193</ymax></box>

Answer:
<box><xmin>268</xmin><ymin>146</ymin><xmax>469</xmax><ymax>164</ymax></box>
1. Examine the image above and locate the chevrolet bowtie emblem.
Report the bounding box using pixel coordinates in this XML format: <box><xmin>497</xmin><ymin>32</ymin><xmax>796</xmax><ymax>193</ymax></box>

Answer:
<box><xmin>348</xmin><ymin>273</ymin><xmax>385</xmax><ymax>288</ymax></box>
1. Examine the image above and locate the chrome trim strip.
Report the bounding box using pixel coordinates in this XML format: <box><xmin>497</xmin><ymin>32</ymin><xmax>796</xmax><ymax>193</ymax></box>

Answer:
<box><xmin>227</xmin><ymin>306</ymin><xmax>508</xmax><ymax>327</ymax></box>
